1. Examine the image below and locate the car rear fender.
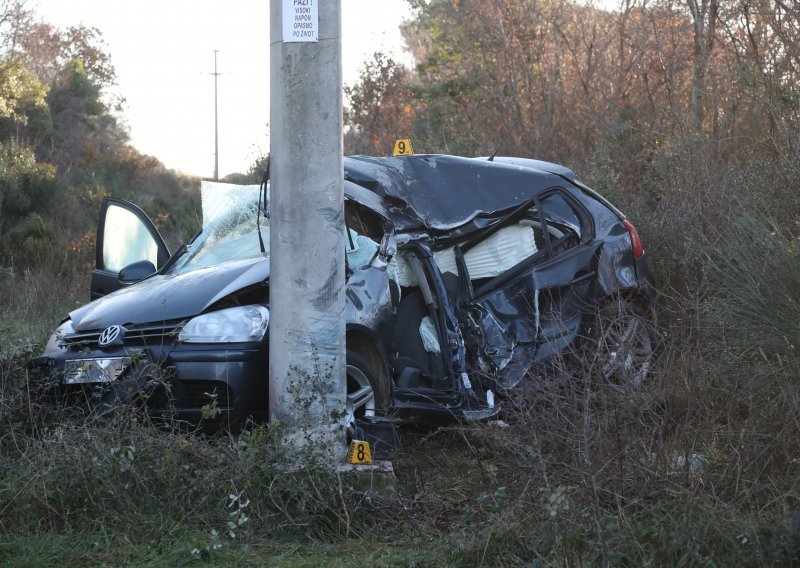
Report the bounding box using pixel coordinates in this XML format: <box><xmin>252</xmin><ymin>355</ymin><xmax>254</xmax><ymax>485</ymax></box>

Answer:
<box><xmin>595</xmin><ymin>228</ymin><xmax>639</xmax><ymax>297</ymax></box>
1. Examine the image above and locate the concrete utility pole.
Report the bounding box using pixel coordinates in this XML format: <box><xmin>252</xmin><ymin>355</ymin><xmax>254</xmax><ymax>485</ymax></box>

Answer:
<box><xmin>212</xmin><ymin>50</ymin><xmax>220</xmax><ymax>181</ymax></box>
<box><xmin>269</xmin><ymin>0</ymin><xmax>346</xmax><ymax>457</ymax></box>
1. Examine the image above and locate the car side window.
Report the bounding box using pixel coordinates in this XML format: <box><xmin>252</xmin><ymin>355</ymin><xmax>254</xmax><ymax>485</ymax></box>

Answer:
<box><xmin>464</xmin><ymin>190</ymin><xmax>589</xmax><ymax>299</ymax></box>
<box><xmin>345</xmin><ymin>200</ymin><xmax>385</xmax><ymax>242</ymax></box>
<box><xmin>534</xmin><ymin>192</ymin><xmax>584</xmax><ymax>258</ymax></box>
<box><xmin>345</xmin><ymin>200</ymin><xmax>387</xmax><ymax>269</ymax></box>
<box><xmin>102</xmin><ymin>203</ymin><xmax>160</xmax><ymax>273</ymax></box>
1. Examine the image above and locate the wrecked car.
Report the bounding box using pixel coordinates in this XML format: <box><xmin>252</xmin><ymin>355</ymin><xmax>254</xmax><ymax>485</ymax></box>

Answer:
<box><xmin>31</xmin><ymin>154</ymin><xmax>656</xmax><ymax>429</ymax></box>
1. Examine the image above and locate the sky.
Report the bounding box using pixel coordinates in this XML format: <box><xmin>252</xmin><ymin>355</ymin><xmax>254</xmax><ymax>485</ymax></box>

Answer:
<box><xmin>32</xmin><ymin>0</ymin><xmax>414</xmax><ymax>178</ymax></box>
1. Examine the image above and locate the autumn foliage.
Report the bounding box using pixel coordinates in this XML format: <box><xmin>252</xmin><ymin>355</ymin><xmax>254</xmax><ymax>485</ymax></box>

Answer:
<box><xmin>346</xmin><ymin>0</ymin><xmax>800</xmax><ymax>184</ymax></box>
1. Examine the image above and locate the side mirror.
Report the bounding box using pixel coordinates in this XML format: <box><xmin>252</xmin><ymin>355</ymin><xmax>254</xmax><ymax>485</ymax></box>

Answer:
<box><xmin>118</xmin><ymin>259</ymin><xmax>157</xmax><ymax>284</ymax></box>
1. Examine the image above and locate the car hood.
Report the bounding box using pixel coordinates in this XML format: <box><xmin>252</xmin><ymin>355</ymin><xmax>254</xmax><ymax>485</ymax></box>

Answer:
<box><xmin>70</xmin><ymin>257</ymin><xmax>270</xmax><ymax>331</ymax></box>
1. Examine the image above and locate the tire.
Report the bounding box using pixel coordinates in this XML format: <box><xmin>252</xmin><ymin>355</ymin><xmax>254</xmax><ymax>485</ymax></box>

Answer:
<box><xmin>345</xmin><ymin>349</ymin><xmax>390</xmax><ymax>437</ymax></box>
<box><xmin>594</xmin><ymin>298</ymin><xmax>654</xmax><ymax>388</ymax></box>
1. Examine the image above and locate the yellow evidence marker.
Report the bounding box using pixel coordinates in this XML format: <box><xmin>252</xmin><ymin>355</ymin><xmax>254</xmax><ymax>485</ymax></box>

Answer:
<box><xmin>348</xmin><ymin>440</ymin><xmax>373</xmax><ymax>464</ymax></box>
<box><xmin>392</xmin><ymin>138</ymin><xmax>414</xmax><ymax>156</ymax></box>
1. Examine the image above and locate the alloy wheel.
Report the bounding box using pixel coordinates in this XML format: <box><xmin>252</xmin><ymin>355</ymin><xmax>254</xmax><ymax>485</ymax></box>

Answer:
<box><xmin>597</xmin><ymin>301</ymin><xmax>654</xmax><ymax>387</ymax></box>
<box><xmin>345</xmin><ymin>363</ymin><xmax>376</xmax><ymax>436</ymax></box>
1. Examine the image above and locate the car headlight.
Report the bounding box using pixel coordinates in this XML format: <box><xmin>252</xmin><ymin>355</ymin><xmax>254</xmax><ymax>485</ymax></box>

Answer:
<box><xmin>179</xmin><ymin>305</ymin><xmax>269</xmax><ymax>343</ymax></box>
<box><xmin>44</xmin><ymin>319</ymin><xmax>75</xmax><ymax>353</ymax></box>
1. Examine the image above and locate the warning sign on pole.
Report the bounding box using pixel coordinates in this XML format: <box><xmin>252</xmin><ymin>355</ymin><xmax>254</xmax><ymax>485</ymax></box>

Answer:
<box><xmin>283</xmin><ymin>0</ymin><xmax>319</xmax><ymax>43</ymax></box>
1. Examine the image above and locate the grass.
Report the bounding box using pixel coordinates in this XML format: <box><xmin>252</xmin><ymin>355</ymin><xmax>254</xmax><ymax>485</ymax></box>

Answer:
<box><xmin>1</xmin><ymin>530</ymin><xmax>451</xmax><ymax>567</ymax></box>
<box><xmin>1</xmin><ymin>374</ymin><xmax>799</xmax><ymax>566</ymax></box>
<box><xmin>0</xmin><ymin>260</ymin><xmax>86</xmax><ymax>348</ymax></box>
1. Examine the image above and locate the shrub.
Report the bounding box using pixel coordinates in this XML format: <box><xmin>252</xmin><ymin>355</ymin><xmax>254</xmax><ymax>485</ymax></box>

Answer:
<box><xmin>0</xmin><ymin>213</ymin><xmax>57</xmax><ymax>266</ymax></box>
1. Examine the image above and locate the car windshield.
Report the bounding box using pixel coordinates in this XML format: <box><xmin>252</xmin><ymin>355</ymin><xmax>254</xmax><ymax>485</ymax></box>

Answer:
<box><xmin>166</xmin><ymin>181</ymin><xmax>268</xmax><ymax>275</ymax></box>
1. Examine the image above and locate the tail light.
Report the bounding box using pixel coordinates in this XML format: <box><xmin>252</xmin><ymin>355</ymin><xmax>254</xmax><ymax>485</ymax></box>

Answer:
<box><xmin>623</xmin><ymin>219</ymin><xmax>644</xmax><ymax>259</ymax></box>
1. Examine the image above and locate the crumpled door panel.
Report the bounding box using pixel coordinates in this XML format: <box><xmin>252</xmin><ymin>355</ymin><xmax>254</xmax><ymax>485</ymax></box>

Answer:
<box><xmin>462</xmin><ymin>273</ymin><xmax>537</xmax><ymax>385</ymax></box>
<box><xmin>463</xmin><ymin>243</ymin><xmax>601</xmax><ymax>389</ymax></box>
<box><xmin>345</xmin><ymin>267</ymin><xmax>396</xmax><ymax>334</ymax></box>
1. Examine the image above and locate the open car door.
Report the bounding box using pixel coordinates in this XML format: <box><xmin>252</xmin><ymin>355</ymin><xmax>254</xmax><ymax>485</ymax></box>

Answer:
<box><xmin>90</xmin><ymin>197</ymin><xmax>170</xmax><ymax>300</ymax></box>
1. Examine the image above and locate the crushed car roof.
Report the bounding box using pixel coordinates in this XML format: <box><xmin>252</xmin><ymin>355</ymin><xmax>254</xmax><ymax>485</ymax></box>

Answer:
<box><xmin>343</xmin><ymin>154</ymin><xmax>571</xmax><ymax>231</ymax></box>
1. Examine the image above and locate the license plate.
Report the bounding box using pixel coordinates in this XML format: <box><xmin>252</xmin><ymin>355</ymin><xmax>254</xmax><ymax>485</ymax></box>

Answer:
<box><xmin>64</xmin><ymin>358</ymin><xmax>130</xmax><ymax>384</ymax></box>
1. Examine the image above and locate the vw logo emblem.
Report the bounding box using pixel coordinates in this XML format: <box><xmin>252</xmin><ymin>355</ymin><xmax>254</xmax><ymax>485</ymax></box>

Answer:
<box><xmin>98</xmin><ymin>325</ymin><xmax>122</xmax><ymax>347</ymax></box>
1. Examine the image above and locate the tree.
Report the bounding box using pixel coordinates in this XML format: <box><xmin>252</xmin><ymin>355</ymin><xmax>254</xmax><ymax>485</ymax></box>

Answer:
<box><xmin>44</xmin><ymin>58</ymin><xmax>126</xmax><ymax>176</ymax></box>
<box><xmin>684</xmin><ymin>0</ymin><xmax>720</xmax><ymax>129</ymax></box>
<box><xmin>0</xmin><ymin>0</ymin><xmax>33</xmax><ymax>54</ymax></box>
<box><xmin>344</xmin><ymin>52</ymin><xmax>416</xmax><ymax>155</ymax></box>
<box><xmin>0</xmin><ymin>57</ymin><xmax>47</xmax><ymax>232</ymax></box>
<box><xmin>396</xmin><ymin>0</ymin><xmax>800</xmax><ymax>158</ymax></box>
<box><xmin>0</xmin><ymin>57</ymin><xmax>45</xmax><ymax>123</ymax></box>
<box><xmin>14</xmin><ymin>23</ymin><xmax>117</xmax><ymax>92</ymax></box>
<box><xmin>400</xmin><ymin>0</ymin><xmax>644</xmax><ymax>160</ymax></box>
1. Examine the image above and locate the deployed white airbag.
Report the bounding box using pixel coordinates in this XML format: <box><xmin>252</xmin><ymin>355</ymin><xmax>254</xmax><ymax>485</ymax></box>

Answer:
<box><xmin>394</xmin><ymin>224</ymin><xmax>538</xmax><ymax>287</ymax></box>
<box><xmin>419</xmin><ymin>316</ymin><xmax>441</xmax><ymax>354</ymax></box>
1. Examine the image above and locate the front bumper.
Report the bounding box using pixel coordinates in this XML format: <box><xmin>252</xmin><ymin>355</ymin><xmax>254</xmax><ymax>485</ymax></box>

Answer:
<box><xmin>29</xmin><ymin>340</ymin><xmax>269</xmax><ymax>429</ymax></box>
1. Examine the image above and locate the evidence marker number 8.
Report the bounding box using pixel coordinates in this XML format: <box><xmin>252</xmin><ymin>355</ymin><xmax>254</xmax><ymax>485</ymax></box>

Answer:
<box><xmin>348</xmin><ymin>440</ymin><xmax>373</xmax><ymax>464</ymax></box>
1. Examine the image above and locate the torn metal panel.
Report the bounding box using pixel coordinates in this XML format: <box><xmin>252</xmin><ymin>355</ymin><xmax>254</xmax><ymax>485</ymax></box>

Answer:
<box><xmin>345</xmin><ymin>266</ymin><xmax>395</xmax><ymax>340</ymax></box>
<box><xmin>344</xmin><ymin>155</ymin><xmax>564</xmax><ymax>230</ymax></box>
<box><xmin>462</xmin><ymin>274</ymin><xmax>537</xmax><ymax>385</ymax></box>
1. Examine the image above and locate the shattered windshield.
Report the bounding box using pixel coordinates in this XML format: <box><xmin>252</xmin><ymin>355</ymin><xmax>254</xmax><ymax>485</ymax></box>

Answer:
<box><xmin>166</xmin><ymin>181</ymin><xmax>268</xmax><ymax>275</ymax></box>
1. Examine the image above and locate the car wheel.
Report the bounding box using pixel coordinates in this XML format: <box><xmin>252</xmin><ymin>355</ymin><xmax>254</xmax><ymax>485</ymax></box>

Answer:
<box><xmin>345</xmin><ymin>350</ymin><xmax>390</xmax><ymax>438</ymax></box>
<box><xmin>595</xmin><ymin>298</ymin><xmax>654</xmax><ymax>388</ymax></box>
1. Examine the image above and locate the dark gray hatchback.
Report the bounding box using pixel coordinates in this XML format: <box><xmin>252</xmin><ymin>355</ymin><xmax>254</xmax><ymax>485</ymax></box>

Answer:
<box><xmin>31</xmin><ymin>154</ymin><xmax>656</xmax><ymax>430</ymax></box>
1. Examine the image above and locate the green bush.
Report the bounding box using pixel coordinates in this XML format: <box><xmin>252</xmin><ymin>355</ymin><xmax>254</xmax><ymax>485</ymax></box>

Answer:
<box><xmin>0</xmin><ymin>213</ymin><xmax>57</xmax><ymax>266</ymax></box>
